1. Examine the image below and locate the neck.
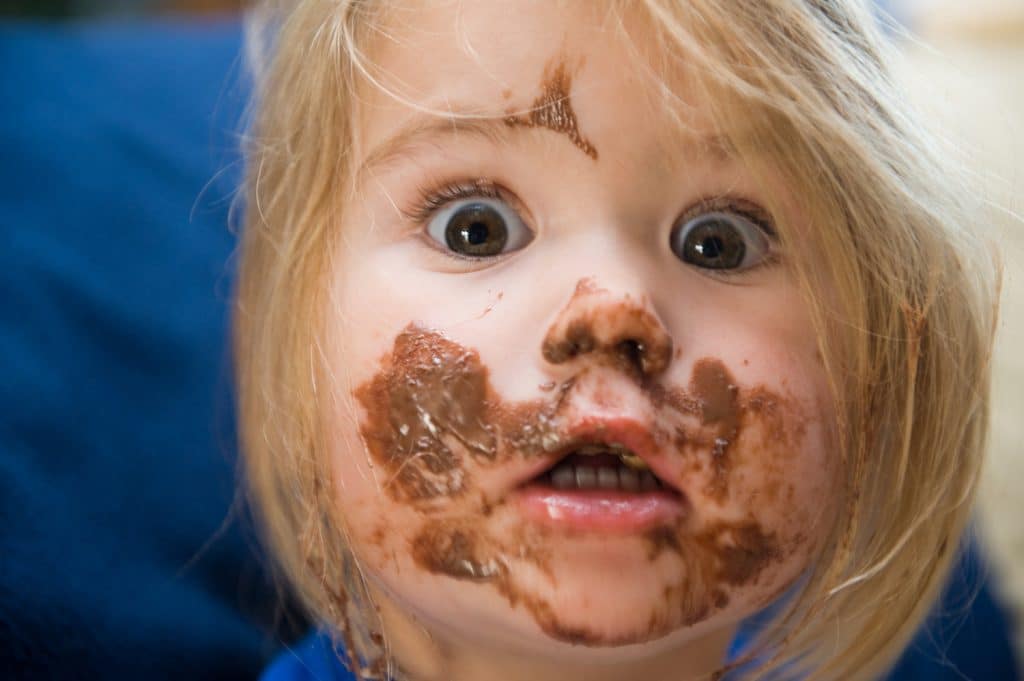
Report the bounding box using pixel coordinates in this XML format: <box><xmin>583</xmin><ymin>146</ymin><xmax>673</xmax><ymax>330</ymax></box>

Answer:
<box><xmin>373</xmin><ymin>589</ymin><xmax>735</xmax><ymax>681</ymax></box>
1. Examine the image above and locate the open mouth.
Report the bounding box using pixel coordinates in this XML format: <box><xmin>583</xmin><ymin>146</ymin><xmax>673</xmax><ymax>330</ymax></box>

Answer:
<box><xmin>515</xmin><ymin>432</ymin><xmax>686</xmax><ymax>532</ymax></box>
<box><xmin>533</xmin><ymin>443</ymin><xmax>670</xmax><ymax>494</ymax></box>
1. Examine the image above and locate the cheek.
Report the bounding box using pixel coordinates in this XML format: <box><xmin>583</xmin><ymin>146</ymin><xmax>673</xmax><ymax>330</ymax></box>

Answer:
<box><xmin>681</xmin><ymin>349</ymin><xmax>839</xmax><ymax>595</ymax></box>
<box><xmin>689</xmin><ymin>293</ymin><xmax>838</xmax><ymax>540</ymax></box>
<box><xmin>629</xmin><ymin>352</ymin><xmax>838</xmax><ymax>621</ymax></box>
<box><xmin>724</xmin><ymin>389</ymin><xmax>837</xmax><ymax>557</ymax></box>
<box><xmin>327</xmin><ymin>416</ymin><xmax>428</xmax><ymax>582</ymax></box>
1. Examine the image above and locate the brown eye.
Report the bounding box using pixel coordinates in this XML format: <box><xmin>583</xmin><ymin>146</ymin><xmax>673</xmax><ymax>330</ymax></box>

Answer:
<box><xmin>445</xmin><ymin>203</ymin><xmax>508</xmax><ymax>256</ymax></box>
<box><xmin>427</xmin><ymin>197</ymin><xmax>532</xmax><ymax>258</ymax></box>
<box><xmin>669</xmin><ymin>211</ymin><xmax>771</xmax><ymax>271</ymax></box>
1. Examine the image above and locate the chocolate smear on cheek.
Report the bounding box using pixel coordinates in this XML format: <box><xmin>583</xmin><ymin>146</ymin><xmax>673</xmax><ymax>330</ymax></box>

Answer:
<box><xmin>688</xmin><ymin>359</ymin><xmax>741</xmax><ymax>499</ymax></box>
<box><xmin>357</xmin><ymin>325</ymin><xmax>633</xmax><ymax>644</ymax></box>
<box><xmin>713</xmin><ymin>523</ymin><xmax>781</xmax><ymax>586</ymax></box>
<box><xmin>354</xmin><ymin>327</ymin><xmax>498</xmax><ymax>502</ymax></box>
<box><xmin>355</xmin><ymin>324</ymin><xmax>565</xmax><ymax>504</ymax></box>
<box><xmin>504</xmin><ymin>59</ymin><xmax>598</xmax><ymax>160</ymax></box>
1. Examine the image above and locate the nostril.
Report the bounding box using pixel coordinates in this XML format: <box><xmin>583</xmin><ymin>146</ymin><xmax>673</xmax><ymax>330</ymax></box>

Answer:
<box><xmin>567</xmin><ymin>321</ymin><xmax>596</xmax><ymax>357</ymax></box>
<box><xmin>543</xmin><ymin>320</ymin><xmax>597</xmax><ymax>364</ymax></box>
<box><xmin>541</xmin><ymin>279</ymin><xmax>674</xmax><ymax>378</ymax></box>
<box><xmin>616</xmin><ymin>339</ymin><xmax>646</xmax><ymax>374</ymax></box>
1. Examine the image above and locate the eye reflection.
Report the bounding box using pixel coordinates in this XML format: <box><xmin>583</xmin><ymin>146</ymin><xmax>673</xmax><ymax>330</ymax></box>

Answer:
<box><xmin>445</xmin><ymin>203</ymin><xmax>508</xmax><ymax>256</ymax></box>
<box><xmin>426</xmin><ymin>197</ymin><xmax>532</xmax><ymax>258</ymax></box>
<box><xmin>670</xmin><ymin>210</ymin><xmax>772</xmax><ymax>271</ymax></box>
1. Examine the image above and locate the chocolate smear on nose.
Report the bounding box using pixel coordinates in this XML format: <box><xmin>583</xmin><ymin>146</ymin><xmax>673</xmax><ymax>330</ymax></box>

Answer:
<box><xmin>540</xmin><ymin>278</ymin><xmax>672</xmax><ymax>378</ymax></box>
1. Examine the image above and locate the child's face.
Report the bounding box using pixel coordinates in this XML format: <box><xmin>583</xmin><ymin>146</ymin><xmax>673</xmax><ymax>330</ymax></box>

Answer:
<box><xmin>324</xmin><ymin>0</ymin><xmax>838</xmax><ymax>660</ymax></box>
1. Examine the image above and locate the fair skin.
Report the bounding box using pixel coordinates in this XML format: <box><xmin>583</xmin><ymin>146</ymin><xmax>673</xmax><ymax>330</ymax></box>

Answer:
<box><xmin>323</xmin><ymin>2</ymin><xmax>838</xmax><ymax>680</ymax></box>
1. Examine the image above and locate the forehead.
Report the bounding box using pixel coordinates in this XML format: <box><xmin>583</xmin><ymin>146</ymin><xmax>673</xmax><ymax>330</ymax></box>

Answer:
<box><xmin>356</xmin><ymin>0</ymin><xmax>727</xmax><ymax>163</ymax></box>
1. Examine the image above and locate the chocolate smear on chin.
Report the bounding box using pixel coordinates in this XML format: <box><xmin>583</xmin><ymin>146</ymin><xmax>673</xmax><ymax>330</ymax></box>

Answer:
<box><xmin>411</xmin><ymin>524</ymin><xmax>505</xmax><ymax>582</ymax></box>
<box><xmin>411</xmin><ymin>521</ymin><xmax>650</xmax><ymax>647</ymax></box>
<box><xmin>409</xmin><ymin>514</ymin><xmax>785</xmax><ymax>648</ymax></box>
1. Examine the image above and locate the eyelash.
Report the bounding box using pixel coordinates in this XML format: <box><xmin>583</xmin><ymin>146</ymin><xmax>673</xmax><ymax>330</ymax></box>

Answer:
<box><xmin>401</xmin><ymin>178</ymin><xmax>510</xmax><ymax>225</ymax></box>
<box><xmin>401</xmin><ymin>179</ymin><xmax>779</xmax><ymax>255</ymax></box>
<box><xmin>678</xmin><ymin>196</ymin><xmax>778</xmax><ymax>239</ymax></box>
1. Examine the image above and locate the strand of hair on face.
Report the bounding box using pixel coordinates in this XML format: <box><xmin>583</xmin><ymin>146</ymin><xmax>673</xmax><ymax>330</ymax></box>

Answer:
<box><xmin>299</xmin><ymin>464</ymin><xmax>365</xmax><ymax>678</ymax></box>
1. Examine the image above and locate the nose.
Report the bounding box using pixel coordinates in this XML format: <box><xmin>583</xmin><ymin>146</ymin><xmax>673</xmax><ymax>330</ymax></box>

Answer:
<box><xmin>541</xmin><ymin>278</ymin><xmax>673</xmax><ymax>379</ymax></box>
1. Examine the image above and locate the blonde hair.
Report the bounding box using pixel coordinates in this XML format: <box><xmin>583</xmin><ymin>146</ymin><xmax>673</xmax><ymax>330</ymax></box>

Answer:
<box><xmin>234</xmin><ymin>1</ymin><xmax>1000</xmax><ymax>679</ymax></box>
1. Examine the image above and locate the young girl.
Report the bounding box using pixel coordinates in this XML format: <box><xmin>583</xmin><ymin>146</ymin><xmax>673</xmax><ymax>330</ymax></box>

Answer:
<box><xmin>234</xmin><ymin>1</ymin><xmax>999</xmax><ymax>679</ymax></box>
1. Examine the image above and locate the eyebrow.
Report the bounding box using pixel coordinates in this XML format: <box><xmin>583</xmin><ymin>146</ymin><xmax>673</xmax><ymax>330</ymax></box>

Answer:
<box><xmin>355</xmin><ymin>105</ymin><xmax>744</xmax><ymax>183</ymax></box>
<box><xmin>355</xmin><ymin>110</ymin><xmax>516</xmax><ymax>183</ymax></box>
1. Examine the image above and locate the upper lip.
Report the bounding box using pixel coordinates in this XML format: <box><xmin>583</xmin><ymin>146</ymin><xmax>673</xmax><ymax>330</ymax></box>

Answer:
<box><xmin>511</xmin><ymin>416</ymin><xmax>682</xmax><ymax>495</ymax></box>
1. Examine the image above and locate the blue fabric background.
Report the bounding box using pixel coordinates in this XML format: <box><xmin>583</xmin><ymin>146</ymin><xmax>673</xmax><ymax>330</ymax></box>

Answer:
<box><xmin>0</xmin><ymin>17</ymin><xmax>1018</xmax><ymax>681</ymax></box>
<box><xmin>0</xmin><ymin>20</ymin><xmax>302</xmax><ymax>679</ymax></box>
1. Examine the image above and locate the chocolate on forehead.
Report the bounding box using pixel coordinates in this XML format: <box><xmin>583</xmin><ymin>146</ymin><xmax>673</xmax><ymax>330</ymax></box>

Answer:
<box><xmin>504</xmin><ymin>58</ymin><xmax>599</xmax><ymax>161</ymax></box>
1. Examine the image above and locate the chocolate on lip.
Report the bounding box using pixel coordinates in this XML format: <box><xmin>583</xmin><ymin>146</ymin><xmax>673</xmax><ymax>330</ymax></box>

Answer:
<box><xmin>575</xmin><ymin>443</ymin><xmax>649</xmax><ymax>470</ymax></box>
<box><xmin>572</xmin><ymin>418</ymin><xmax>681</xmax><ymax>484</ymax></box>
<box><xmin>541</xmin><ymin>439</ymin><xmax>647</xmax><ymax>472</ymax></box>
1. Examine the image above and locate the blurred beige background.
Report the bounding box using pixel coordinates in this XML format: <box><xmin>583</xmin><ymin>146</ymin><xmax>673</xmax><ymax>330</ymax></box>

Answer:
<box><xmin>897</xmin><ymin>0</ymin><xmax>1024</xmax><ymax>671</ymax></box>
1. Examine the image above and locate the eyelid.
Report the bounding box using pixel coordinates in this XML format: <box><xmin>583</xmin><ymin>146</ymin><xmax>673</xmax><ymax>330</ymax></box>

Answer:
<box><xmin>669</xmin><ymin>196</ymin><xmax>779</xmax><ymax>276</ymax></box>
<box><xmin>401</xmin><ymin>178</ymin><xmax>522</xmax><ymax>225</ymax></box>
<box><xmin>677</xmin><ymin>196</ymin><xmax>777</xmax><ymax>238</ymax></box>
<box><xmin>407</xmin><ymin>177</ymin><xmax>535</xmax><ymax>261</ymax></box>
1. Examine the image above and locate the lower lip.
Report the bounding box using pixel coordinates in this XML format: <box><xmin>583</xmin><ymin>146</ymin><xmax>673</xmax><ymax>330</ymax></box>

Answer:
<box><xmin>514</xmin><ymin>484</ymin><xmax>686</xmax><ymax>532</ymax></box>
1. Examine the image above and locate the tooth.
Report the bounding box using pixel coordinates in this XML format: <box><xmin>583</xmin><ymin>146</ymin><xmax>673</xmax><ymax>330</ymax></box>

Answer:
<box><xmin>619</xmin><ymin>453</ymin><xmax>649</xmax><ymax>470</ymax></box>
<box><xmin>618</xmin><ymin>467</ymin><xmax>640</xmax><ymax>492</ymax></box>
<box><xmin>575</xmin><ymin>466</ymin><xmax>597</xmax><ymax>489</ymax></box>
<box><xmin>639</xmin><ymin>471</ymin><xmax>659</xmax><ymax>492</ymax></box>
<box><xmin>551</xmin><ymin>465</ymin><xmax>575</xmax><ymax>490</ymax></box>
<box><xmin>597</xmin><ymin>467</ymin><xmax>619</xmax><ymax>490</ymax></box>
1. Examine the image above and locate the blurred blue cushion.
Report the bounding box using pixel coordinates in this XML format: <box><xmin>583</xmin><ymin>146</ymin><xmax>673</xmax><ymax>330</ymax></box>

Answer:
<box><xmin>885</xmin><ymin>537</ymin><xmax>1019</xmax><ymax>679</ymax></box>
<box><xmin>0</xmin><ymin>19</ymin><xmax>299</xmax><ymax>679</ymax></box>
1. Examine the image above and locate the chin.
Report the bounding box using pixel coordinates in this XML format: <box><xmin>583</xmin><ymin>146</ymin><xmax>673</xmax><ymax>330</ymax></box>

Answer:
<box><xmin>502</xmin><ymin>544</ymin><xmax>745</xmax><ymax>647</ymax></box>
<box><xmin>496</xmin><ymin>586</ymin><xmax>739</xmax><ymax>664</ymax></box>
